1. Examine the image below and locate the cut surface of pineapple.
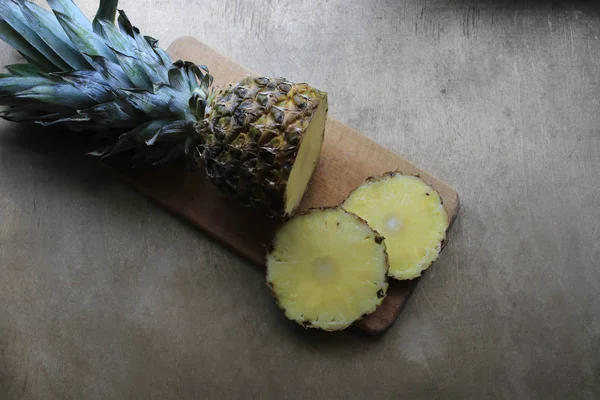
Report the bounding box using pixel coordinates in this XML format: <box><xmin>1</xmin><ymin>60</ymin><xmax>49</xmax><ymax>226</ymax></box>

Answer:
<box><xmin>342</xmin><ymin>173</ymin><xmax>448</xmax><ymax>280</ymax></box>
<box><xmin>266</xmin><ymin>208</ymin><xmax>389</xmax><ymax>331</ymax></box>
<box><xmin>283</xmin><ymin>98</ymin><xmax>328</xmax><ymax>215</ymax></box>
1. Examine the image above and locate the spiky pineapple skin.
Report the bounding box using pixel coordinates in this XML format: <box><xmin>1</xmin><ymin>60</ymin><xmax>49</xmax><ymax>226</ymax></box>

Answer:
<box><xmin>199</xmin><ymin>76</ymin><xmax>327</xmax><ymax>216</ymax></box>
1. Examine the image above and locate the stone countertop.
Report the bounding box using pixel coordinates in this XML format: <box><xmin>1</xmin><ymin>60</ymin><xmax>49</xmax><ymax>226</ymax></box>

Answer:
<box><xmin>1</xmin><ymin>0</ymin><xmax>599</xmax><ymax>398</ymax></box>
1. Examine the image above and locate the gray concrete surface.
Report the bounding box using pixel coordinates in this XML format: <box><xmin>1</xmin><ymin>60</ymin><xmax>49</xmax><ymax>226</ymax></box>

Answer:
<box><xmin>1</xmin><ymin>0</ymin><xmax>599</xmax><ymax>398</ymax></box>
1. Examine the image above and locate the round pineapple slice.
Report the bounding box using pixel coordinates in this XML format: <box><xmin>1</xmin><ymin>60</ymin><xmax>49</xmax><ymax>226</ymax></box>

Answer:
<box><xmin>266</xmin><ymin>208</ymin><xmax>389</xmax><ymax>331</ymax></box>
<box><xmin>342</xmin><ymin>173</ymin><xmax>448</xmax><ymax>280</ymax></box>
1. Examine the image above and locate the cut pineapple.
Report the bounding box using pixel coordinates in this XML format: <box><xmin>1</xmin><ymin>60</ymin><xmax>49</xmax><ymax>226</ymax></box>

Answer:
<box><xmin>342</xmin><ymin>173</ymin><xmax>448</xmax><ymax>280</ymax></box>
<box><xmin>266</xmin><ymin>208</ymin><xmax>389</xmax><ymax>331</ymax></box>
<box><xmin>284</xmin><ymin>99</ymin><xmax>328</xmax><ymax>215</ymax></box>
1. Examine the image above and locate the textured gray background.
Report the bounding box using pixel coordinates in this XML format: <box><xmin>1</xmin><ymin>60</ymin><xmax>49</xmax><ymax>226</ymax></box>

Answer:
<box><xmin>1</xmin><ymin>0</ymin><xmax>599</xmax><ymax>399</ymax></box>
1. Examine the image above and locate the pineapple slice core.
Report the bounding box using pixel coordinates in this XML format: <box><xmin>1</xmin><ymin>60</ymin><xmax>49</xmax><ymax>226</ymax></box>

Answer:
<box><xmin>284</xmin><ymin>99</ymin><xmax>328</xmax><ymax>215</ymax></box>
<box><xmin>343</xmin><ymin>174</ymin><xmax>448</xmax><ymax>280</ymax></box>
<box><xmin>266</xmin><ymin>208</ymin><xmax>389</xmax><ymax>331</ymax></box>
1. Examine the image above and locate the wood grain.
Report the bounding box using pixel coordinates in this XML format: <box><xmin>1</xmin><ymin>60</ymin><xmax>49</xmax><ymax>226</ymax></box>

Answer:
<box><xmin>106</xmin><ymin>37</ymin><xmax>459</xmax><ymax>335</ymax></box>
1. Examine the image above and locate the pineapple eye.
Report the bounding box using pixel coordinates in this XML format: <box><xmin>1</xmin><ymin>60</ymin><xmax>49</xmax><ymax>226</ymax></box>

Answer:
<box><xmin>293</xmin><ymin>94</ymin><xmax>306</xmax><ymax>109</ymax></box>
<box><xmin>256</xmin><ymin>93</ymin><xmax>269</xmax><ymax>106</ymax></box>
<box><xmin>277</xmin><ymin>82</ymin><xmax>292</xmax><ymax>93</ymax></box>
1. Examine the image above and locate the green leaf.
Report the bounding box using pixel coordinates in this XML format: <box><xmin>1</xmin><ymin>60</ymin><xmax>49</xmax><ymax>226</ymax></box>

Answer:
<box><xmin>0</xmin><ymin>75</ymin><xmax>54</xmax><ymax>96</ymax></box>
<box><xmin>110</xmin><ymin>49</ymin><xmax>153</xmax><ymax>90</ymax></box>
<box><xmin>135</xmin><ymin>49</ymin><xmax>168</xmax><ymax>85</ymax></box>
<box><xmin>50</xmin><ymin>70</ymin><xmax>113</xmax><ymax>103</ymax></box>
<box><xmin>0</xmin><ymin>107</ymin><xmax>62</xmax><ymax>123</ymax></box>
<box><xmin>21</xmin><ymin>2</ymin><xmax>73</xmax><ymax>45</ymax></box>
<box><xmin>96</xmin><ymin>19</ymin><xmax>135</xmax><ymax>56</ymax></box>
<box><xmin>41</xmin><ymin>101</ymin><xmax>137</xmax><ymax>132</ymax></box>
<box><xmin>20</xmin><ymin>1</ymin><xmax>90</xmax><ymax>70</ymax></box>
<box><xmin>95</xmin><ymin>19</ymin><xmax>153</xmax><ymax>89</ymax></box>
<box><xmin>151</xmin><ymin>143</ymin><xmax>185</xmax><ymax>165</ymax></box>
<box><xmin>116</xmin><ymin>11</ymin><xmax>159</xmax><ymax>65</ymax></box>
<box><xmin>5</xmin><ymin>64</ymin><xmax>44</xmax><ymax>77</ymax></box>
<box><xmin>84</xmin><ymin>54</ymin><xmax>133</xmax><ymax>90</ymax></box>
<box><xmin>93</xmin><ymin>0</ymin><xmax>118</xmax><ymax>33</ymax></box>
<box><xmin>147</xmin><ymin>120</ymin><xmax>194</xmax><ymax>145</ymax></box>
<box><xmin>115</xmin><ymin>10</ymin><xmax>138</xmax><ymax>45</ymax></box>
<box><xmin>0</xmin><ymin>0</ymin><xmax>71</xmax><ymax>71</ymax></box>
<box><xmin>53</xmin><ymin>10</ymin><xmax>118</xmax><ymax>64</ymax></box>
<box><xmin>121</xmin><ymin>88</ymin><xmax>172</xmax><ymax>117</ymax></box>
<box><xmin>168</xmin><ymin>63</ymin><xmax>188</xmax><ymax>91</ymax></box>
<box><xmin>47</xmin><ymin>0</ymin><xmax>94</xmax><ymax>33</ymax></box>
<box><xmin>103</xmin><ymin>119</ymin><xmax>169</xmax><ymax>157</ymax></box>
<box><xmin>144</xmin><ymin>34</ymin><xmax>172</xmax><ymax>66</ymax></box>
<box><xmin>154</xmin><ymin>47</ymin><xmax>172</xmax><ymax>67</ymax></box>
<box><xmin>8</xmin><ymin>84</ymin><xmax>97</xmax><ymax>109</ymax></box>
<box><xmin>0</xmin><ymin>20</ymin><xmax>56</xmax><ymax>72</ymax></box>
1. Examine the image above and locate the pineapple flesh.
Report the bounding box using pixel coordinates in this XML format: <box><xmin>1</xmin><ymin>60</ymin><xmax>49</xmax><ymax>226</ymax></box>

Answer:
<box><xmin>342</xmin><ymin>173</ymin><xmax>448</xmax><ymax>280</ymax></box>
<box><xmin>266</xmin><ymin>208</ymin><xmax>389</xmax><ymax>331</ymax></box>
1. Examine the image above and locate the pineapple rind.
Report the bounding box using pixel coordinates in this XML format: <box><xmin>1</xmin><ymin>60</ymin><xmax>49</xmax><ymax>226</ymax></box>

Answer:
<box><xmin>342</xmin><ymin>173</ymin><xmax>448</xmax><ymax>280</ymax></box>
<box><xmin>266</xmin><ymin>208</ymin><xmax>389</xmax><ymax>331</ymax></box>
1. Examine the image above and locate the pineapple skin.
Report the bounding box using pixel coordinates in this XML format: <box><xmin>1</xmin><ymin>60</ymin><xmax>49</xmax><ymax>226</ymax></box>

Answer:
<box><xmin>266</xmin><ymin>207</ymin><xmax>389</xmax><ymax>331</ymax></box>
<box><xmin>199</xmin><ymin>76</ymin><xmax>328</xmax><ymax>216</ymax></box>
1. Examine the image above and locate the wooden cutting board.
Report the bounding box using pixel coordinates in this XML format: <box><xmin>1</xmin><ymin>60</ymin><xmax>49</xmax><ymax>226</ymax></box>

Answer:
<box><xmin>107</xmin><ymin>37</ymin><xmax>459</xmax><ymax>335</ymax></box>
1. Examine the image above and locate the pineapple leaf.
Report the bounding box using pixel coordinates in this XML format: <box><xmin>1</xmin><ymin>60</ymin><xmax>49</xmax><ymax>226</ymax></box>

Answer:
<box><xmin>20</xmin><ymin>1</ymin><xmax>90</xmax><ymax>70</ymax></box>
<box><xmin>147</xmin><ymin>120</ymin><xmax>194</xmax><ymax>145</ymax></box>
<box><xmin>145</xmin><ymin>36</ymin><xmax>172</xmax><ymax>67</ymax></box>
<box><xmin>116</xmin><ymin>11</ymin><xmax>160</xmax><ymax>65</ymax></box>
<box><xmin>5</xmin><ymin>64</ymin><xmax>44</xmax><ymax>76</ymax></box>
<box><xmin>134</xmin><ymin>49</ymin><xmax>168</xmax><ymax>85</ymax></box>
<box><xmin>167</xmin><ymin>64</ymin><xmax>189</xmax><ymax>92</ymax></box>
<box><xmin>95</xmin><ymin>18</ymin><xmax>134</xmax><ymax>57</ymax></box>
<box><xmin>47</xmin><ymin>0</ymin><xmax>93</xmax><ymax>33</ymax></box>
<box><xmin>49</xmin><ymin>70</ymin><xmax>113</xmax><ymax>103</ymax></box>
<box><xmin>98</xmin><ymin>15</ymin><xmax>168</xmax><ymax>86</ymax></box>
<box><xmin>121</xmin><ymin>88</ymin><xmax>173</xmax><ymax>118</ymax></box>
<box><xmin>0</xmin><ymin>75</ymin><xmax>54</xmax><ymax>96</ymax></box>
<box><xmin>6</xmin><ymin>84</ymin><xmax>97</xmax><ymax>109</ymax></box>
<box><xmin>152</xmin><ymin>143</ymin><xmax>185</xmax><ymax>165</ymax></box>
<box><xmin>0</xmin><ymin>107</ymin><xmax>62</xmax><ymax>123</ymax></box>
<box><xmin>93</xmin><ymin>0</ymin><xmax>118</xmax><ymax>33</ymax></box>
<box><xmin>102</xmin><ymin>119</ymin><xmax>170</xmax><ymax>157</ymax></box>
<box><xmin>0</xmin><ymin>0</ymin><xmax>71</xmax><ymax>71</ymax></box>
<box><xmin>53</xmin><ymin>10</ymin><xmax>118</xmax><ymax>64</ymax></box>
<box><xmin>0</xmin><ymin>20</ymin><xmax>57</xmax><ymax>72</ymax></box>
<box><xmin>83</xmin><ymin>54</ymin><xmax>133</xmax><ymax>90</ymax></box>
<box><xmin>41</xmin><ymin>101</ymin><xmax>137</xmax><ymax>131</ymax></box>
<box><xmin>154</xmin><ymin>47</ymin><xmax>172</xmax><ymax>68</ymax></box>
<box><xmin>110</xmin><ymin>49</ymin><xmax>153</xmax><ymax>90</ymax></box>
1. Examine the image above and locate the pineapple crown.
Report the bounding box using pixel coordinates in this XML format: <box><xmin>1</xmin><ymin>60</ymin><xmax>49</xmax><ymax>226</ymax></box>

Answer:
<box><xmin>0</xmin><ymin>0</ymin><xmax>213</xmax><ymax>165</ymax></box>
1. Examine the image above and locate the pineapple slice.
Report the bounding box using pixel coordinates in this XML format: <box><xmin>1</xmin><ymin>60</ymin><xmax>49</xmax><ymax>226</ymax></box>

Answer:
<box><xmin>266</xmin><ymin>208</ymin><xmax>389</xmax><ymax>331</ymax></box>
<box><xmin>342</xmin><ymin>173</ymin><xmax>448</xmax><ymax>280</ymax></box>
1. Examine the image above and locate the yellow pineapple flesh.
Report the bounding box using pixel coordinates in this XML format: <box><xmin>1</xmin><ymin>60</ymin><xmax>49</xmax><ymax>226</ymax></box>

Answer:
<box><xmin>342</xmin><ymin>173</ymin><xmax>448</xmax><ymax>280</ymax></box>
<box><xmin>266</xmin><ymin>208</ymin><xmax>389</xmax><ymax>331</ymax></box>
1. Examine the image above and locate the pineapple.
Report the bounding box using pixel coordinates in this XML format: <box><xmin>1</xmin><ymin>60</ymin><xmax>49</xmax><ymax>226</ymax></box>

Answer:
<box><xmin>0</xmin><ymin>0</ymin><xmax>327</xmax><ymax>217</ymax></box>
<box><xmin>342</xmin><ymin>172</ymin><xmax>448</xmax><ymax>280</ymax></box>
<box><xmin>201</xmin><ymin>77</ymin><xmax>327</xmax><ymax>215</ymax></box>
<box><xmin>266</xmin><ymin>208</ymin><xmax>389</xmax><ymax>331</ymax></box>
